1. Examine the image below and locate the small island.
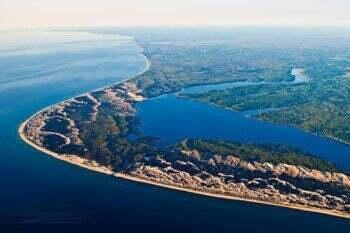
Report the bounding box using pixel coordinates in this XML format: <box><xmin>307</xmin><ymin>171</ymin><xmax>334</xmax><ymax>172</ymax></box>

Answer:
<box><xmin>20</xmin><ymin>32</ymin><xmax>350</xmax><ymax>219</ymax></box>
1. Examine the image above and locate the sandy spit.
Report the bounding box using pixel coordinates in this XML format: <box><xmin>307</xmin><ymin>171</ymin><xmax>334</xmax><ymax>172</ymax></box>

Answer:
<box><xmin>19</xmin><ymin>121</ymin><xmax>350</xmax><ymax>220</ymax></box>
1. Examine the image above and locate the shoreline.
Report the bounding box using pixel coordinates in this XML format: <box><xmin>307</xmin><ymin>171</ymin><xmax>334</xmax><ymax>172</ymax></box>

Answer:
<box><xmin>18</xmin><ymin>37</ymin><xmax>151</xmax><ymax>127</ymax></box>
<box><xmin>18</xmin><ymin>122</ymin><xmax>350</xmax><ymax>220</ymax></box>
<box><xmin>17</xmin><ymin>34</ymin><xmax>350</xmax><ymax>221</ymax></box>
<box><xmin>180</xmin><ymin>97</ymin><xmax>350</xmax><ymax>148</ymax></box>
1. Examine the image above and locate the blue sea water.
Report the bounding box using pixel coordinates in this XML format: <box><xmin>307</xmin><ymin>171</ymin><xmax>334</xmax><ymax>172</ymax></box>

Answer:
<box><xmin>135</xmin><ymin>94</ymin><xmax>350</xmax><ymax>170</ymax></box>
<box><xmin>0</xmin><ymin>29</ymin><xmax>350</xmax><ymax>232</ymax></box>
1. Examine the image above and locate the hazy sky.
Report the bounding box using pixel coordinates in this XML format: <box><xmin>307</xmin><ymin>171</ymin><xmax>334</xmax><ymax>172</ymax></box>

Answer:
<box><xmin>1</xmin><ymin>0</ymin><xmax>350</xmax><ymax>30</ymax></box>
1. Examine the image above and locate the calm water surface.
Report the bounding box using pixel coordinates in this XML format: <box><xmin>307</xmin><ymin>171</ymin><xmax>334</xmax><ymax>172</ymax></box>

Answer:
<box><xmin>1</xmin><ymin>30</ymin><xmax>349</xmax><ymax>232</ymax></box>
<box><xmin>136</xmin><ymin>94</ymin><xmax>350</xmax><ymax>170</ymax></box>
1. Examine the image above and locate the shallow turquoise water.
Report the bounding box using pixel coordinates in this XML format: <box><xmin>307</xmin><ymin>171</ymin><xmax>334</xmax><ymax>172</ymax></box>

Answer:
<box><xmin>1</xmin><ymin>30</ymin><xmax>350</xmax><ymax>232</ymax></box>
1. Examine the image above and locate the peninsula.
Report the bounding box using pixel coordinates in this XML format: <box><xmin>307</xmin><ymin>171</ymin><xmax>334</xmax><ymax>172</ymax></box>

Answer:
<box><xmin>20</xmin><ymin>31</ymin><xmax>350</xmax><ymax>219</ymax></box>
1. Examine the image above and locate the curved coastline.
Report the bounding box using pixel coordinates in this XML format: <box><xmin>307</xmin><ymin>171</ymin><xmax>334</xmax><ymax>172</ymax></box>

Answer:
<box><xmin>18</xmin><ymin>121</ymin><xmax>350</xmax><ymax>220</ymax></box>
<box><xmin>18</xmin><ymin>37</ymin><xmax>350</xmax><ymax>220</ymax></box>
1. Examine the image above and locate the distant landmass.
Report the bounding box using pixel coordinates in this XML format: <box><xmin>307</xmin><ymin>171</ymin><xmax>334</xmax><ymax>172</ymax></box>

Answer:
<box><xmin>20</xmin><ymin>29</ymin><xmax>350</xmax><ymax>219</ymax></box>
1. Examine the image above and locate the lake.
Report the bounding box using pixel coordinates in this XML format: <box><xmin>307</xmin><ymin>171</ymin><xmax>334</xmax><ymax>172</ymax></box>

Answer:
<box><xmin>135</xmin><ymin>81</ymin><xmax>350</xmax><ymax>171</ymax></box>
<box><xmin>1</xmin><ymin>29</ymin><xmax>350</xmax><ymax>232</ymax></box>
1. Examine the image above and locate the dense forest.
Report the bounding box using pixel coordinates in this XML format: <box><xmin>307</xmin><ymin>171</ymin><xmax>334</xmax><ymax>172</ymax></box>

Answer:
<box><xmin>182</xmin><ymin>77</ymin><xmax>350</xmax><ymax>144</ymax></box>
<box><xmin>123</xmin><ymin>29</ymin><xmax>350</xmax><ymax>145</ymax></box>
<box><xmin>176</xmin><ymin>139</ymin><xmax>341</xmax><ymax>173</ymax></box>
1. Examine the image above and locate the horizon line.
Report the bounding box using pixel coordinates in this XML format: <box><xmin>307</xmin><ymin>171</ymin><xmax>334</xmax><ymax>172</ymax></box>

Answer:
<box><xmin>2</xmin><ymin>24</ymin><xmax>350</xmax><ymax>32</ymax></box>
